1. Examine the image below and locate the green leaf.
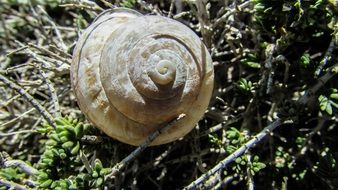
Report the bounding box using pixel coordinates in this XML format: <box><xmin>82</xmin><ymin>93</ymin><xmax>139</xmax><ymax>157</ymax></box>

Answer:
<box><xmin>318</xmin><ymin>95</ymin><xmax>334</xmax><ymax>115</ymax></box>
<box><xmin>36</xmin><ymin>127</ymin><xmax>50</xmax><ymax>133</ymax></box>
<box><xmin>40</xmin><ymin>179</ymin><xmax>53</xmax><ymax>188</ymax></box>
<box><xmin>60</xmin><ymin>136</ymin><xmax>69</xmax><ymax>143</ymax></box>
<box><xmin>100</xmin><ymin>168</ymin><xmax>110</xmax><ymax>176</ymax></box>
<box><xmin>64</xmin><ymin>125</ymin><xmax>75</xmax><ymax>134</ymax></box>
<box><xmin>237</xmin><ymin>78</ymin><xmax>254</xmax><ymax>93</ymax></box>
<box><xmin>55</xmin><ymin>125</ymin><xmax>65</xmax><ymax>133</ymax></box>
<box><xmin>330</xmin><ymin>93</ymin><xmax>338</xmax><ymax>100</ymax></box>
<box><xmin>46</xmin><ymin>139</ymin><xmax>58</xmax><ymax>147</ymax></box>
<box><xmin>58</xmin><ymin>131</ymin><xmax>71</xmax><ymax>138</ymax></box>
<box><xmin>42</xmin><ymin>158</ymin><xmax>53</xmax><ymax>165</ymax></box>
<box><xmin>326</xmin><ymin>102</ymin><xmax>333</xmax><ymax>115</ymax></box>
<box><xmin>92</xmin><ymin>171</ymin><xmax>99</xmax><ymax>178</ymax></box>
<box><xmin>245</xmin><ymin>61</ymin><xmax>261</xmax><ymax>68</ymax></box>
<box><xmin>60</xmin><ymin>153</ymin><xmax>67</xmax><ymax>159</ymax></box>
<box><xmin>71</xmin><ymin>141</ymin><xmax>80</xmax><ymax>155</ymax></box>
<box><xmin>95</xmin><ymin>177</ymin><xmax>103</xmax><ymax>187</ymax></box>
<box><xmin>49</xmin><ymin>134</ymin><xmax>60</xmax><ymax>142</ymax></box>
<box><xmin>240</xmin><ymin>53</ymin><xmax>261</xmax><ymax>69</ymax></box>
<box><xmin>62</xmin><ymin>141</ymin><xmax>74</xmax><ymax>149</ymax></box>
<box><xmin>300</xmin><ymin>52</ymin><xmax>311</xmax><ymax>67</ymax></box>
<box><xmin>235</xmin><ymin>157</ymin><xmax>242</xmax><ymax>164</ymax></box>
<box><xmin>254</xmin><ymin>162</ymin><xmax>266</xmax><ymax>171</ymax></box>
<box><xmin>226</xmin><ymin>145</ymin><xmax>237</xmax><ymax>153</ymax></box>
<box><xmin>38</xmin><ymin>172</ymin><xmax>49</xmax><ymax>180</ymax></box>
<box><xmin>75</xmin><ymin>123</ymin><xmax>84</xmax><ymax>138</ymax></box>
<box><xmin>94</xmin><ymin>159</ymin><xmax>103</xmax><ymax>171</ymax></box>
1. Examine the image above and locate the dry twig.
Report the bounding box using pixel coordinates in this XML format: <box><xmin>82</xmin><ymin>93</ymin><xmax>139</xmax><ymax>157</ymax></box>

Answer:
<box><xmin>106</xmin><ymin>114</ymin><xmax>186</xmax><ymax>179</ymax></box>
<box><xmin>0</xmin><ymin>73</ymin><xmax>56</xmax><ymax>128</ymax></box>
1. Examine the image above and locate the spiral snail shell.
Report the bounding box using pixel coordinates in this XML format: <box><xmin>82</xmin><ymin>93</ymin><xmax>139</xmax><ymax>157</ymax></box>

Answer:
<box><xmin>71</xmin><ymin>8</ymin><xmax>214</xmax><ymax>146</ymax></box>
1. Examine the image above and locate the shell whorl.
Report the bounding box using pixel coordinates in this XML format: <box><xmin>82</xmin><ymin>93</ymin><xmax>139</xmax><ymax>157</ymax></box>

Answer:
<box><xmin>71</xmin><ymin>8</ymin><xmax>214</xmax><ymax>146</ymax></box>
<box><xmin>148</xmin><ymin>59</ymin><xmax>176</xmax><ymax>85</ymax></box>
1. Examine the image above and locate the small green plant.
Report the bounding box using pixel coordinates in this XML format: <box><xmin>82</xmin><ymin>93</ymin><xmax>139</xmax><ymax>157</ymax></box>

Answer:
<box><xmin>314</xmin><ymin>148</ymin><xmax>338</xmax><ymax>189</ymax></box>
<box><xmin>250</xmin><ymin>155</ymin><xmax>267</xmax><ymax>175</ymax></box>
<box><xmin>36</xmin><ymin>117</ymin><xmax>109</xmax><ymax>189</ymax></box>
<box><xmin>300</xmin><ymin>52</ymin><xmax>311</xmax><ymax>67</ymax></box>
<box><xmin>225</xmin><ymin>128</ymin><xmax>266</xmax><ymax>177</ymax></box>
<box><xmin>240</xmin><ymin>53</ymin><xmax>261</xmax><ymax>69</ymax></box>
<box><xmin>0</xmin><ymin>168</ymin><xmax>27</xmax><ymax>189</ymax></box>
<box><xmin>120</xmin><ymin>0</ymin><xmax>137</xmax><ymax>8</ymax></box>
<box><xmin>208</xmin><ymin>134</ymin><xmax>222</xmax><ymax>148</ymax></box>
<box><xmin>253</xmin><ymin>0</ymin><xmax>333</xmax><ymax>39</ymax></box>
<box><xmin>274</xmin><ymin>146</ymin><xmax>292</xmax><ymax>169</ymax></box>
<box><xmin>0</xmin><ymin>0</ymin><xmax>337</xmax><ymax>189</ymax></box>
<box><xmin>237</xmin><ymin>78</ymin><xmax>255</xmax><ymax>94</ymax></box>
<box><xmin>318</xmin><ymin>89</ymin><xmax>338</xmax><ymax>115</ymax></box>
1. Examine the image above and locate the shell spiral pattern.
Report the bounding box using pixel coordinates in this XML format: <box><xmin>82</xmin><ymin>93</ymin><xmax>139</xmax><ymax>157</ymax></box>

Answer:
<box><xmin>71</xmin><ymin>8</ymin><xmax>214</xmax><ymax>146</ymax></box>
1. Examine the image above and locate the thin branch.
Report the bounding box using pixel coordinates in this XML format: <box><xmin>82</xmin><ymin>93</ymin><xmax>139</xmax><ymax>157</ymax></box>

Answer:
<box><xmin>185</xmin><ymin>118</ymin><xmax>288</xmax><ymax>189</ymax></box>
<box><xmin>6</xmin><ymin>46</ymin><xmax>28</xmax><ymax>57</ymax></box>
<box><xmin>0</xmin><ymin>178</ymin><xmax>27</xmax><ymax>190</ymax></box>
<box><xmin>263</xmin><ymin>44</ymin><xmax>276</xmax><ymax>95</ymax></box>
<box><xmin>0</xmin><ymin>152</ymin><xmax>39</xmax><ymax>176</ymax></box>
<box><xmin>48</xmin><ymin>44</ymin><xmax>72</xmax><ymax>59</ymax></box>
<box><xmin>36</xmin><ymin>6</ymin><xmax>68</xmax><ymax>51</ymax></box>
<box><xmin>213</xmin><ymin>176</ymin><xmax>235</xmax><ymax>190</ymax></box>
<box><xmin>199</xmin><ymin>115</ymin><xmax>242</xmax><ymax>137</ymax></box>
<box><xmin>274</xmin><ymin>55</ymin><xmax>291</xmax><ymax>84</ymax></box>
<box><xmin>38</xmin><ymin>68</ymin><xmax>61</xmax><ymax>118</ymax></box>
<box><xmin>173</xmin><ymin>11</ymin><xmax>190</xmax><ymax>19</ymax></box>
<box><xmin>246</xmin><ymin>154</ymin><xmax>254</xmax><ymax>190</ymax></box>
<box><xmin>0</xmin><ymin>107</ymin><xmax>35</xmax><ymax>128</ymax></box>
<box><xmin>59</xmin><ymin>3</ymin><xmax>103</xmax><ymax>12</ymax></box>
<box><xmin>315</xmin><ymin>36</ymin><xmax>336</xmax><ymax>76</ymax></box>
<box><xmin>191</xmin><ymin>128</ymin><xmax>207</xmax><ymax>173</ymax></box>
<box><xmin>0</xmin><ymin>14</ymin><xmax>10</xmax><ymax>46</ymax></box>
<box><xmin>214</xmin><ymin>0</ymin><xmax>252</xmax><ymax>27</ymax></box>
<box><xmin>0</xmin><ymin>93</ymin><xmax>26</xmax><ymax>108</ymax></box>
<box><xmin>13</xmin><ymin>41</ymin><xmax>52</xmax><ymax>68</ymax></box>
<box><xmin>194</xmin><ymin>0</ymin><xmax>212</xmax><ymax>49</ymax></box>
<box><xmin>5</xmin><ymin>63</ymin><xmax>35</xmax><ymax>74</ymax></box>
<box><xmin>0</xmin><ymin>73</ymin><xmax>56</xmax><ymax>128</ymax></box>
<box><xmin>185</xmin><ymin>62</ymin><xmax>338</xmax><ymax>189</ymax></box>
<box><xmin>299</xmin><ymin>64</ymin><xmax>338</xmax><ymax>105</ymax></box>
<box><xmin>28</xmin><ymin>43</ymin><xmax>71</xmax><ymax>65</ymax></box>
<box><xmin>162</xmin><ymin>148</ymin><xmax>224</xmax><ymax>166</ymax></box>
<box><xmin>168</xmin><ymin>0</ymin><xmax>175</xmax><ymax>18</ymax></box>
<box><xmin>106</xmin><ymin>114</ymin><xmax>186</xmax><ymax>179</ymax></box>
<box><xmin>0</xmin><ymin>130</ymin><xmax>37</xmax><ymax>137</ymax></box>
<box><xmin>98</xmin><ymin>0</ymin><xmax>114</xmax><ymax>8</ymax></box>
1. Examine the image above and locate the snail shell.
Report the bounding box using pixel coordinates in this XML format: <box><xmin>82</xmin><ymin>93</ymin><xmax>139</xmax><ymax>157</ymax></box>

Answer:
<box><xmin>71</xmin><ymin>8</ymin><xmax>214</xmax><ymax>146</ymax></box>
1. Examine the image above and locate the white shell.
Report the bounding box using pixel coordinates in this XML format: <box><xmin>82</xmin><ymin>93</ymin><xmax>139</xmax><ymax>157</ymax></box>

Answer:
<box><xmin>71</xmin><ymin>8</ymin><xmax>214</xmax><ymax>146</ymax></box>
